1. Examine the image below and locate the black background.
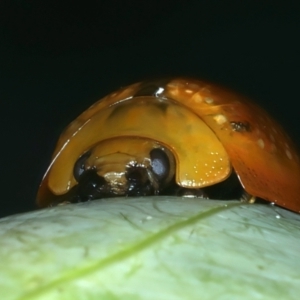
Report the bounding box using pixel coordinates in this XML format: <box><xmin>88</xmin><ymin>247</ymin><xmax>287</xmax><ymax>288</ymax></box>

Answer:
<box><xmin>0</xmin><ymin>0</ymin><xmax>299</xmax><ymax>217</ymax></box>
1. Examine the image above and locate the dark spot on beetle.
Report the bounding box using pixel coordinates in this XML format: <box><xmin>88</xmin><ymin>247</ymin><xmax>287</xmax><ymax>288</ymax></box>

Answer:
<box><xmin>230</xmin><ymin>121</ymin><xmax>251</xmax><ymax>132</ymax></box>
<box><xmin>134</xmin><ymin>78</ymin><xmax>172</xmax><ymax>97</ymax></box>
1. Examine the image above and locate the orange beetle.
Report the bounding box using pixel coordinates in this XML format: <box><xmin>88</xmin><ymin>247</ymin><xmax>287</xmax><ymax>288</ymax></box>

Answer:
<box><xmin>37</xmin><ymin>78</ymin><xmax>300</xmax><ymax>213</ymax></box>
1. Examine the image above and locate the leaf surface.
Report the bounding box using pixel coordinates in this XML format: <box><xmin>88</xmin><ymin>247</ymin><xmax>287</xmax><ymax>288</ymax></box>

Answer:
<box><xmin>1</xmin><ymin>197</ymin><xmax>300</xmax><ymax>300</ymax></box>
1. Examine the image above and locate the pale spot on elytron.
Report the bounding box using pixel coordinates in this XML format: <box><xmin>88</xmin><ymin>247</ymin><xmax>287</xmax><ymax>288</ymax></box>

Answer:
<box><xmin>192</xmin><ymin>93</ymin><xmax>203</xmax><ymax>103</ymax></box>
<box><xmin>213</xmin><ymin>114</ymin><xmax>227</xmax><ymax>125</ymax></box>
<box><xmin>257</xmin><ymin>139</ymin><xmax>265</xmax><ymax>149</ymax></box>
<box><xmin>204</xmin><ymin>97</ymin><xmax>214</xmax><ymax>104</ymax></box>
<box><xmin>185</xmin><ymin>89</ymin><xmax>194</xmax><ymax>94</ymax></box>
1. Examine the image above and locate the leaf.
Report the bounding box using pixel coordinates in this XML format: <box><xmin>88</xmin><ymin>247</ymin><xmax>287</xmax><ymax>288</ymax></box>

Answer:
<box><xmin>0</xmin><ymin>197</ymin><xmax>300</xmax><ymax>300</ymax></box>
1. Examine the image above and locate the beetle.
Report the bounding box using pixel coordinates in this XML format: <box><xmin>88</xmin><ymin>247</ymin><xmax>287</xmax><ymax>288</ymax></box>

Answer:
<box><xmin>37</xmin><ymin>78</ymin><xmax>300</xmax><ymax>213</ymax></box>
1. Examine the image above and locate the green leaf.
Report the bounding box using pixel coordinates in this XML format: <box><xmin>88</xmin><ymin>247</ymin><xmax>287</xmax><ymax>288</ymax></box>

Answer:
<box><xmin>1</xmin><ymin>197</ymin><xmax>300</xmax><ymax>300</ymax></box>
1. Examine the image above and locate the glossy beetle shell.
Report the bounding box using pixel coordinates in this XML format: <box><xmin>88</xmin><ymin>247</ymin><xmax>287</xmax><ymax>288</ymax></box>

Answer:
<box><xmin>37</xmin><ymin>78</ymin><xmax>300</xmax><ymax>213</ymax></box>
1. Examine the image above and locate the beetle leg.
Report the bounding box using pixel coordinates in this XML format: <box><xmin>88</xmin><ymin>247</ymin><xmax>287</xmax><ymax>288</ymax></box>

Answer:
<box><xmin>240</xmin><ymin>191</ymin><xmax>256</xmax><ymax>203</ymax></box>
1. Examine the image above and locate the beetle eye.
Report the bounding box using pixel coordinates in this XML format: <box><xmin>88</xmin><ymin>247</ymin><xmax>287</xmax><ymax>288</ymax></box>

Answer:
<box><xmin>150</xmin><ymin>148</ymin><xmax>170</xmax><ymax>181</ymax></box>
<box><xmin>73</xmin><ymin>151</ymin><xmax>91</xmax><ymax>181</ymax></box>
